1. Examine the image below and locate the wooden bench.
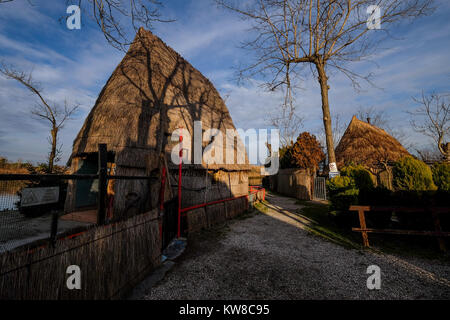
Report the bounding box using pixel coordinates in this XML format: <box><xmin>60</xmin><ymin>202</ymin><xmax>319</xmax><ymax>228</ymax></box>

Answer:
<box><xmin>349</xmin><ymin>205</ymin><xmax>450</xmax><ymax>252</ymax></box>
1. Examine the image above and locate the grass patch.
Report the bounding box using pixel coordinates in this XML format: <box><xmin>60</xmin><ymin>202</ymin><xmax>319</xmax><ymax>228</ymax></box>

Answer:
<box><xmin>294</xmin><ymin>200</ymin><xmax>362</xmax><ymax>250</ymax></box>
<box><xmin>253</xmin><ymin>201</ymin><xmax>268</xmax><ymax>214</ymax></box>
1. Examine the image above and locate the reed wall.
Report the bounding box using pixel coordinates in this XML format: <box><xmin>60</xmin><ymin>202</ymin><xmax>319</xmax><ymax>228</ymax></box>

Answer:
<box><xmin>0</xmin><ymin>209</ymin><xmax>160</xmax><ymax>300</ymax></box>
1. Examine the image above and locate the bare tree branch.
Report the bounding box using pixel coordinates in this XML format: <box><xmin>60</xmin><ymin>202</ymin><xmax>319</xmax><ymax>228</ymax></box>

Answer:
<box><xmin>71</xmin><ymin>0</ymin><xmax>175</xmax><ymax>50</ymax></box>
<box><xmin>217</xmin><ymin>0</ymin><xmax>435</xmax><ymax>171</ymax></box>
<box><xmin>409</xmin><ymin>91</ymin><xmax>450</xmax><ymax>159</ymax></box>
<box><xmin>0</xmin><ymin>0</ymin><xmax>173</xmax><ymax>51</ymax></box>
<box><xmin>268</xmin><ymin>107</ymin><xmax>304</xmax><ymax>146</ymax></box>
<box><xmin>0</xmin><ymin>62</ymin><xmax>80</xmax><ymax>172</ymax></box>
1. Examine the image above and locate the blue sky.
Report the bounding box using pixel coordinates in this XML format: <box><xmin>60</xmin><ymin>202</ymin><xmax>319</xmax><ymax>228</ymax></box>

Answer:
<box><xmin>0</xmin><ymin>0</ymin><xmax>449</xmax><ymax>164</ymax></box>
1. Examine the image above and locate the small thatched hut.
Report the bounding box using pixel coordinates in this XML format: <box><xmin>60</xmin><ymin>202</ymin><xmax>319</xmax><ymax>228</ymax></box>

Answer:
<box><xmin>335</xmin><ymin>116</ymin><xmax>410</xmax><ymax>188</ymax></box>
<box><xmin>65</xmin><ymin>28</ymin><xmax>250</xmax><ymax>224</ymax></box>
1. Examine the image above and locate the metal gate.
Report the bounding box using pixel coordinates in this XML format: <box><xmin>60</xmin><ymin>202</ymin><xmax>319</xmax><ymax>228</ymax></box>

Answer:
<box><xmin>313</xmin><ymin>177</ymin><xmax>327</xmax><ymax>201</ymax></box>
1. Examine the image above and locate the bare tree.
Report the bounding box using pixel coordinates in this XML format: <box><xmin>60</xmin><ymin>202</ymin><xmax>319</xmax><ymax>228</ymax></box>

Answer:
<box><xmin>217</xmin><ymin>0</ymin><xmax>434</xmax><ymax>171</ymax></box>
<box><xmin>317</xmin><ymin>112</ymin><xmax>346</xmax><ymax>150</ymax></box>
<box><xmin>1</xmin><ymin>0</ymin><xmax>173</xmax><ymax>51</ymax></box>
<box><xmin>0</xmin><ymin>63</ymin><xmax>79</xmax><ymax>172</ymax></box>
<box><xmin>268</xmin><ymin>108</ymin><xmax>304</xmax><ymax>146</ymax></box>
<box><xmin>356</xmin><ymin>105</ymin><xmax>388</xmax><ymax>128</ymax></box>
<box><xmin>415</xmin><ymin>146</ymin><xmax>443</xmax><ymax>162</ymax></box>
<box><xmin>409</xmin><ymin>92</ymin><xmax>450</xmax><ymax>161</ymax></box>
<box><xmin>356</xmin><ymin>105</ymin><xmax>410</xmax><ymax>147</ymax></box>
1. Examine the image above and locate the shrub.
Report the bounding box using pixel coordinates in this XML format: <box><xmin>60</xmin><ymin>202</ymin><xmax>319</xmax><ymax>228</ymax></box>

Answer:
<box><xmin>327</xmin><ymin>176</ymin><xmax>355</xmax><ymax>196</ymax></box>
<box><xmin>340</xmin><ymin>164</ymin><xmax>374</xmax><ymax>191</ymax></box>
<box><xmin>393</xmin><ymin>157</ymin><xmax>437</xmax><ymax>191</ymax></box>
<box><xmin>358</xmin><ymin>186</ymin><xmax>392</xmax><ymax>206</ymax></box>
<box><xmin>327</xmin><ymin>165</ymin><xmax>373</xmax><ymax>219</ymax></box>
<box><xmin>329</xmin><ymin>188</ymin><xmax>360</xmax><ymax>227</ymax></box>
<box><xmin>329</xmin><ymin>188</ymin><xmax>359</xmax><ymax>211</ymax></box>
<box><xmin>279</xmin><ymin>132</ymin><xmax>325</xmax><ymax>169</ymax></box>
<box><xmin>432</xmin><ymin>162</ymin><xmax>450</xmax><ymax>191</ymax></box>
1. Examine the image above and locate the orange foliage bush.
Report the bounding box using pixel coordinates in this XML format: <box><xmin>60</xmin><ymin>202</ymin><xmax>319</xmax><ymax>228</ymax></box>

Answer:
<box><xmin>280</xmin><ymin>132</ymin><xmax>325</xmax><ymax>169</ymax></box>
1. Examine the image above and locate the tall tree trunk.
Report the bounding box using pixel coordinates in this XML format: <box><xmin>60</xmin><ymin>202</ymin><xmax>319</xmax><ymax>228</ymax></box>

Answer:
<box><xmin>49</xmin><ymin>127</ymin><xmax>58</xmax><ymax>173</ymax></box>
<box><xmin>439</xmin><ymin>141</ymin><xmax>450</xmax><ymax>163</ymax></box>
<box><xmin>315</xmin><ymin>62</ymin><xmax>337</xmax><ymax>171</ymax></box>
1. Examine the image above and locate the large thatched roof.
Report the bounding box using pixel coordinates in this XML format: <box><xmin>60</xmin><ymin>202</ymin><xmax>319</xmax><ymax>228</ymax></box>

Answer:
<box><xmin>70</xmin><ymin>28</ymin><xmax>248</xmax><ymax>170</ymax></box>
<box><xmin>335</xmin><ymin>116</ymin><xmax>410</xmax><ymax>168</ymax></box>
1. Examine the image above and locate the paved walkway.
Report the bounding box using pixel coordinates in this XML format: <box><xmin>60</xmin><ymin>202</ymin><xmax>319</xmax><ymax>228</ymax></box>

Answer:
<box><xmin>135</xmin><ymin>193</ymin><xmax>450</xmax><ymax>299</ymax></box>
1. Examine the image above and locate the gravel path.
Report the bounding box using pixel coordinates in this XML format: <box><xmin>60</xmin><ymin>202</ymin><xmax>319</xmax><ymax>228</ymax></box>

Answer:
<box><xmin>138</xmin><ymin>193</ymin><xmax>450</xmax><ymax>299</ymax></box>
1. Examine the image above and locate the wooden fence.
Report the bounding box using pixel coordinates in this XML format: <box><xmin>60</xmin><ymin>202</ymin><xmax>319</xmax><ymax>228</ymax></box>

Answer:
<box><xmin>350</xmin><ymin>205</ymin><xmax>450</xmax><ymax>252</ymax></box>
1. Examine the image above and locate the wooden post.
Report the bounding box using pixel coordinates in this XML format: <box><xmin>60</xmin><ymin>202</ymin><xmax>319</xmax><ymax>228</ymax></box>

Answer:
<box><xmin>431</xmin><ymin>208</ymin><xmax>447</xmax><ymax>252</ymax></box>
<box><xmin>50</xmin><ymin>210</ymin><xmax>59</xmax><ymax>247</ymax></box>
<box><xmin>358</xmin><ymin>208</ymin><xmax>370</xmax><ymax>247</ymax></box>
<box><xmin>97</xmin><ymin>143</ymin><xmax>107</xmax><ymax>225</ymax></box>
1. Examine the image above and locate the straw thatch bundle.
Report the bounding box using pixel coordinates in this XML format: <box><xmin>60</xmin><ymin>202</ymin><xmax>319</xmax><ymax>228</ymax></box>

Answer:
<box><xmin>335</xmin><ymin>116</ymin><xmax>410</xmax><ymax>169</ymax></box>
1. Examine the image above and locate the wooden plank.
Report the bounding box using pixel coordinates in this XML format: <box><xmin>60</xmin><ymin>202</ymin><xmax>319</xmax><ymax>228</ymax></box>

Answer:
<box><xmin>431</xmin><ymin>209</ymin><xmax>447</xmax><ymax>252</ymax></box>
<box><xmin>60</xmin><ymin>210</ymin><xmax>98</xmax><ymax>223</ymax></box>
<box><xmin>97</xmin><ymin>144</ymin><xmax>108</xmax><ymax>225</ymax></box>
<box><xmin>350</xmin><ymin>205</ymin><xmax>371</xmax><ymax>211</ymax></box>
<box><xmin>349</xmin><ymin>205</ymin><xmax>450</xmax><ymax>214</ymax></box>
<box><xmin>352</xmin><ymin>228</ymin><xmax>450</xmax><ymax>237</ymax></box>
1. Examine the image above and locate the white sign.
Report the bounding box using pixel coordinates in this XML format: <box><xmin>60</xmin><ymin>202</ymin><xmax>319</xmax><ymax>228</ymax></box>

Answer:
<box><xmin>329</xmin><ymin>162</ymin><xmax>338</xmax><ymax>172</ymax></box>
<box><xmin>21</xmin><ymin>187</ymin><xmax>59</xmax><ymax>207</ymax></box>
<box><xmin>329</xmin><ymin>171</ymin><xmax>340</xmax><ymax>179</ymax></box>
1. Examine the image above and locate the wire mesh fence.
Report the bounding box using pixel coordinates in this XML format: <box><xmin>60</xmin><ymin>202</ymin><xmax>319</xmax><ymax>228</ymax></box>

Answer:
<box><xmin>0</xmin><ymin>177</ymin><xmax>94</xmax><ymax>253</ymax></box>
<box><xmin>0</xmin><ymin>172</ymin><xmax>163</xmax><ymax>253</ymax></box>
<box><xmin>0</xmin><ymin>180</ymin><xmax>23</xmax><ymax>211</ymax></box>
<box><xmin>0</xmin><ymin>179</ymin><xmax>33</xmax><ymax>252</ymax></box>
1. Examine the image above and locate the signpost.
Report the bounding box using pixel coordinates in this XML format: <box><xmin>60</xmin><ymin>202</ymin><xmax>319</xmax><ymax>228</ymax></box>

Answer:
<box><xmin>328</xmin><ymin>162</ymin><xmax>340</xmax><ymax>179</ymax></box>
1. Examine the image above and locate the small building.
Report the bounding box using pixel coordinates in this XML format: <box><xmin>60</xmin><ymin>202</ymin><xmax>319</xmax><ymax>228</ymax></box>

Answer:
<box><xmin>64</xmin><ymin>28</ymin><xmax>250</xmax><ymax>224</ymax></box>
<box><xmin>335</xmin><ymin>115</ymin><xmax>410</xmax><ymax>188</ymax></box>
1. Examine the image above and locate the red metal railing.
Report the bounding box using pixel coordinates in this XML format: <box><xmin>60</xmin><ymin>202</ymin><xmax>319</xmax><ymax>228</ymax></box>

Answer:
<box><xmin>177</xmin><ymin>133</ymin><xmax>183</xmax><ymax>238</ymax></box>
<box><xmin>179</xmin><ymin>185</ymin><xmax>265</xmax><ymax>216</ymax></box>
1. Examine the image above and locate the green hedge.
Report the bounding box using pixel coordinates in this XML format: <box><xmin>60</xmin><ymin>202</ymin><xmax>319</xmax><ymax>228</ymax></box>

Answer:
<box><xmin>327</xmin><ymin>161</ymin><xmax>449</xmax><ymax>229</ymax></box>
<box><xmin>340</xmin><ymin>164</ymin><xmax>374</xmax><ymax>191</ymax></box>
<box><xmin>432</xmin><ymin>162</ymin><xmax>450</xmax><ymax>191</ymax></box>
<box><xmin>393</xmin><ymin>157</ymin><xmax>437</xmax><ymax>191</ymax></box>
<box><xmin>327</xmin><ymin>165</ymin><xmax>374</xmax><ymax>227</ymax></box>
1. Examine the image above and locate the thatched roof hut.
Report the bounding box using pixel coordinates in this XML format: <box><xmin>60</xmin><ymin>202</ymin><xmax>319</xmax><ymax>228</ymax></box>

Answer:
<box><xmin>335</xmin><ymin>116</ymin><xmax>410</xmax><ymax>169</ymax></box>
<box><xmin>65</xmin><ymin>28</ymin><xmax>250</xmax><ymax>219</ymax></box>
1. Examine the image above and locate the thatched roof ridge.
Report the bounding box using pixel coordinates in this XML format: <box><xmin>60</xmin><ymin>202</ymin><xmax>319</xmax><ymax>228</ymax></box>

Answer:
<box><xmin>335</xmin><ymin>115</ymin><xmax>410</xmax><ymax>168</ymax></box>
<box><xmin>69</xmin><ymin>28</ymin><xmax>247</xmax><ymax>170</ymax></box>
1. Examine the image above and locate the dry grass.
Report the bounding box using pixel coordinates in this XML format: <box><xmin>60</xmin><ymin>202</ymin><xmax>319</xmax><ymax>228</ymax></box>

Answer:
<box><xmin>0</xmin><ymin>168</ymin><xmax>29</xmax><ymax>174</ymax></box>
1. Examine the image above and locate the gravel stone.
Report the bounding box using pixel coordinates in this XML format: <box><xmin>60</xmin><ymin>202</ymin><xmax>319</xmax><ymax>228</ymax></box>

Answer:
<box><xmin>137</xmin><ymin>193</ymin><xmax>450</xmax><ymax>300</ymax></box>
